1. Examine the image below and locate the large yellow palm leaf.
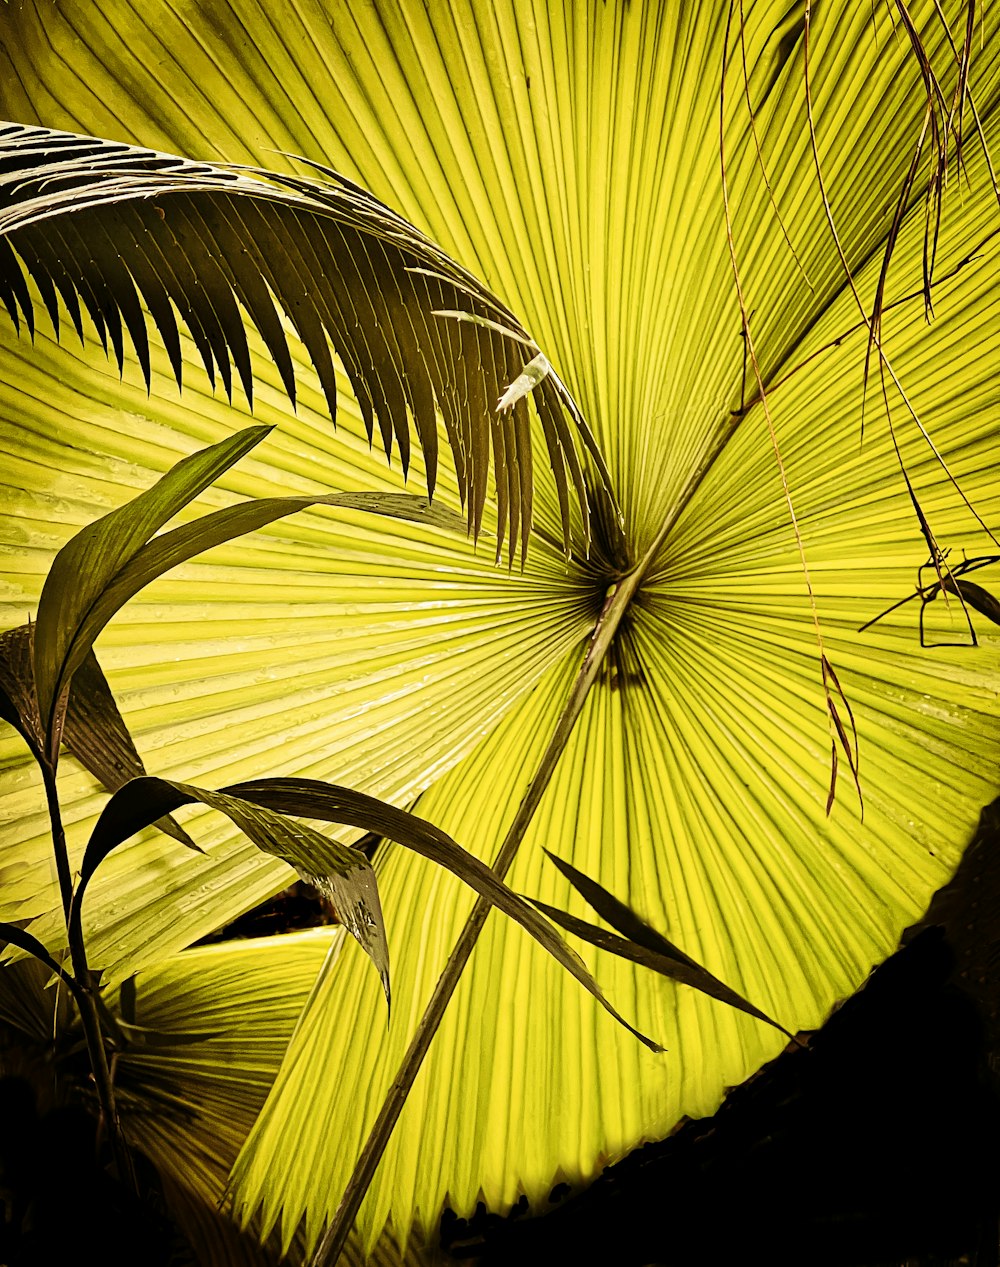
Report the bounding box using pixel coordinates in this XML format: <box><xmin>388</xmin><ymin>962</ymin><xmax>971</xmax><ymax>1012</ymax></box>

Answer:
<box><xmin>2</xmin><ymin>0</ymin><xmax>1000</xmax><ymax>1258</ymax></box>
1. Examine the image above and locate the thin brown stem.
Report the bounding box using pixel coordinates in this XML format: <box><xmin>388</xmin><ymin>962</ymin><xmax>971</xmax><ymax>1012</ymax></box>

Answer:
<box><xmin>311</xmin><ymin>564</ymin><xmax>648</xmax><ymax>1265</ymax></box>
<box><xmin>43</xmin><ymin>759</ymin><xmax>75</xmax><ymax>924</ymax></box>
<box><xmin>42</xmin><ymin>762</ymin><xmax>135</xmax><ymax>1191</ymax></box>
<box><xmin>311</xmin><ymin>218</ymin><xmax>817</xmax><ymax>1260</ymax></box>
<box><xmin>802</xmin><ymin>0</ymin><xmax>997</xmax><ymax>551</ymax></box>
<box><xmin>726</xmin><ymin>0</ymin><xmax>861</xmax><ymax>815</ymax></box>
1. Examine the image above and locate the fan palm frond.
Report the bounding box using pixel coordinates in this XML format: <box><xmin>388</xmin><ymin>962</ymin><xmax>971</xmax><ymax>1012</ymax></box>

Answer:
<box><xmin>2</xmin><ymin>0</ymin><xmax>1000</xmax><ymax>1259</ymax></box>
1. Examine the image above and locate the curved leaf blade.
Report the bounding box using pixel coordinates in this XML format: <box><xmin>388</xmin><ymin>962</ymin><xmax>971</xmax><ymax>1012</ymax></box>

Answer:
<box><xmin>529</xmin><ymin>894</ymin><xmax>794</xmax><ymax>1041</ymax></box>
<box><xmin>63</xmin><ymin>648</ymin><xmax>197</xmax><ymax>850</ymax></box>
<box><xmin>94</xmin><ymin>490</ymin><xmax>464</xmax><ymax>618</ymax></box>
<box><xmin>543</xmin><ymin>849</ymin><xmax>705</xmax><ymax>970</ymax></box>
<box><xmin>224</xmin><ymin>778</ymin><xmax>661</xmax><ymax>1052</ymax></box>
<box><xmin>0</xmin><ymin>921</ymin><xmax>78</xmax><ymax>999</ymax></box>
<box><xmin>0</xmin><ymin>622</ymin><xmax>191</xmax><ymax>846</ymax></box>
<box><xmin>31</xmin><ymin>418</ymin><xmax>463</xmax><ymax>760</ymax></box>
<box><xmin>32</xmin><ymin>424</ymin><xmax>271</xmax><ymax>744</ymax></box>
<box><xmin>0</xmin><ymin>623</ymin><xmax>43</xmax><ymax>760</ymax></box>
<box><xmin>74</xmin><ymin>777</ymin><xmax>390</xmax><ymax>1010</ymax></box>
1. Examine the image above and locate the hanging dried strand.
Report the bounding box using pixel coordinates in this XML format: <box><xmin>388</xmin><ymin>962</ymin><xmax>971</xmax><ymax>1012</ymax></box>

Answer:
<box><xmin>722</xmin><ymin>0</ymin><xmax>862</xmax><ymax>816</ymax></box>
<box><xmin>802</xmin><ymin>0</ymin><xmax>998</xmax><ymax>606</ymax></box>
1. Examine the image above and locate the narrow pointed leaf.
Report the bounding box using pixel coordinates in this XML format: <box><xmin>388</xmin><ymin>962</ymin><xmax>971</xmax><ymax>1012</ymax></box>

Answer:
<box><xmin>97</xmin><ymin>490</ymin><xmax>465</xmax><ymax>614</ymax></box>
<box><xmin>225</xmin><ymin>778</ymin><xmax>660</xmax><ymax>1051</ymax></box>
<box><xmin>432</xmin><ymin>309</ymin><xmax>534</xmax><ymax>346</ymax></box>
<box><xmin>0</xmin><ymin>623</ymin><xmax>192</xmax><ymax>845</ymax></box>
<box><xmin>64</xmin><ymin>649</ymin><xmax>197</xmax><ymax>849</ymax></box>
<box><xmin>73</xmin><ymin>777</ymin><xmax>390</xmax><ymax>1009</ymax></box>
<box><xmin>33</xmin><ymin>424</ymin><xmax>271</xmax><ymax>742</ymax></box>
<box><xmin>542</xmin><ymin>849</ymin><xmax>706</xmax><ymax>971</ymax></box>
<box><xmin>0</xmin><ymin>922</ymin><xmax>78</xmax><ymax>997</ymax></box>
<box><xmin>529</xmin><ymin>890</ymin><xmax>794</xmax><ymax>1040</ymax></box>
<box><xmin>0</xmin><ymin>623</ymin><xmax>43</xmax><ymax>760</ymax></box>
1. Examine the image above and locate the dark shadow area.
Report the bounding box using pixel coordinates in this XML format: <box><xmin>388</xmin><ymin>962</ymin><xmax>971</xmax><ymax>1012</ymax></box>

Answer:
<box><xmin>443</xmin><ymin>801</ymin><xmax>1000</xmax><ymax>1267</ymax></box>
<box><xmin>0</xmin><ymin>1074</ymin><xmax>198</xmax><ymax>1267</ymax></box>
<box><xmin>194</xmin><ymin>879</ymin><xmax>337</xmax><ymax>945</ymax></box>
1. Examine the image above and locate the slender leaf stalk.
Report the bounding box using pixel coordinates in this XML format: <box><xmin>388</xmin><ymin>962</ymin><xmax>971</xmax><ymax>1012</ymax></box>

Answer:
<box><xmin>42</xmin><ymin>762</ymin><xmax>135</xmax><ymax>1191</ymax></box>
<box><xmin>42</xmin><ymin>760</ymin><xmax>75</xmax><ymax>924</ymax></box>
<box><xmin>311</xmin><ymin>564</ymin><xmax>646</xmax><ymax>1265</ymax></box>
<box><xmin>313</xmin><ymin>421</ymin><xmax>753</xmax><ymax>1263</ymax></box>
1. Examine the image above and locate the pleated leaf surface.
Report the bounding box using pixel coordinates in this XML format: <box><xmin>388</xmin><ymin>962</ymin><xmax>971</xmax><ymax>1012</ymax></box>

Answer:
<box><xmin>2</xmin><ymin>0</ymin><xmax>1000</xmax><ymax>1257</ymax></box>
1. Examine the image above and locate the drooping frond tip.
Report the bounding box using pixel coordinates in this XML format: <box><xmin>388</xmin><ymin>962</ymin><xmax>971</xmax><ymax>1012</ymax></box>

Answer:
<box><xmin>0</xmin><ymin>122</ymin><xmax>611</xmax><ymax>562</ymax></box>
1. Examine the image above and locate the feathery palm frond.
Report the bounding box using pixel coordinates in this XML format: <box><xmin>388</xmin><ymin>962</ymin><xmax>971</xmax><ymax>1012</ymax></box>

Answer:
<box><xmin>0</xmin><ymin>122</ymin><xmax>608</xmax><ymax>560</ymax></box>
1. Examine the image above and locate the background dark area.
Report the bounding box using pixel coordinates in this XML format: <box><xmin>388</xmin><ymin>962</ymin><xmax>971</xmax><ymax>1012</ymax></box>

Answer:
<box><xmin>443</xmin><ymin>801</ymin><xmax>1000</xmax><ymax>1267</ymax></box>
<box><xmin>0</xmin><ymin>1072</ymin><xmax>197</xmax><ymax>1266</ymax></box>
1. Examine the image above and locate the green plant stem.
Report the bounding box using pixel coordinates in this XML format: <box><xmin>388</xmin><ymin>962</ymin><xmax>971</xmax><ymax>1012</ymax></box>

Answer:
<box><xmin>42</xmin><ymin>762</ymin><xmax>135</xmax><ymax>1192</ymax></box>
